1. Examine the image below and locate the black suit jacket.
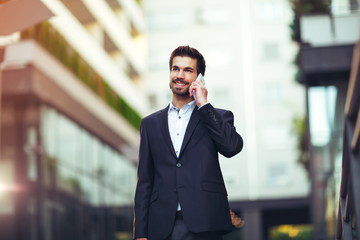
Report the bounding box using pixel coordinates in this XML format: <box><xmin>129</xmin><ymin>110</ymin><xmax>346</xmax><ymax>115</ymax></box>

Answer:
<box><xmin>133</xmin><ymin>103</ymin><xmax>243</xmax><ymax>240</ymax></box>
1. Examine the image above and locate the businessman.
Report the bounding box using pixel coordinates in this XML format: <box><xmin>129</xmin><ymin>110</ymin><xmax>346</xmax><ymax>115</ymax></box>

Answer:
<box><xmin>133</xmin><ymin>46</ymin><xmax>243</xmax><ymax>240</ymax></box>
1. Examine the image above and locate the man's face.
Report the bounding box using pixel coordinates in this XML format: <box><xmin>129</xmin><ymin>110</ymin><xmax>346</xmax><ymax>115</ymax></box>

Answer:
<box><xmin>169</xmin><ymin>56</ymin><xmax>198</xmax><ymax>97</ymax></box>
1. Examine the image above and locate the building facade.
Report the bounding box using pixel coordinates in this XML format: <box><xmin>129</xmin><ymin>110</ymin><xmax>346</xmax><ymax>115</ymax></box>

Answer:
<box><xmin>298</xmin><ymin>0</ymin><xmax>360</xmax><ymax>239</ymax></box>
<box><xmin>0</xmin><ymin>0</ymin><xmax>147</xmax><ymax>239</ymax></box>
<box><xmin>336</xmin><ymin>40</ymin><xmax>360</xmax><ymax>240</ymax></box>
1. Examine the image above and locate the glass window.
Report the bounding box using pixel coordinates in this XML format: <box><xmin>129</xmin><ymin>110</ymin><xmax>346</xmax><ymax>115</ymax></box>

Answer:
<box><xmin>262</xmin><ymin>124</ymin><xmax>289</xmax><ymax>148</ymax></box>
<box><xmin>147</xmin><ymin>12</ymin><xmax>185</xmax><ymax>31</ymax></box>
<box><xmin>195</xmin><ymin>8</ymin><xmax>231</xmax><ymax>26</ymax></box>
<box><xmin>80</xmin><ymin>131</ymin><xmax>95</xmax><ymax>202</ymax></box>
<box><xmin>26</xmin><ymin>126</ymin><xmax>38</xmax><ymax>181</ymax></box>
<box><xmin>40</xmin><ymin>106</ymin><xmax>136</xmax><ymax>207</ymax></box>
<box><xmin>206</xmin><ymin>49</ymin><xmax>233</xmax><ymax>69</ymax></box>
<box><xmin>263</xmin><ymin>43</ymin><xmax>280</xmax><ymax>60</ymax></box>
<box><xmin>56</xmin><ymin>114</ymin><xmax>81</xmax><ymax>168</ymax></box>
<box><xmin>266</xmin><ymin>163</ymin><xmax>289</xmax><ymax>187</ymax></box>
<box><xmin>308</xmin><ymin>86</ymin><xmax>337</xmax><ymax>146</ymax></box>
<box><xmin>255</xmin><ymin>2</ymin><xmax>283</xmax><ymax>21</ymax></box>
<box><xmin>95</xmin><ymin>140</ymin><xmax>106</xmax><ymax>205</ymax></box>
<box><xmin>41</xmin><ymin>108</ymin><xmax>58</xmax><ymax>157</ymax></box>
<box><xmin>263</xmin><ymin>83</ymin><xmax>284</xmax><ymax>103</ymax></box>
<box><xmin>149</xmin><ymin>52</ymin><xmax>168</xmax><ymax>71</ymax></box>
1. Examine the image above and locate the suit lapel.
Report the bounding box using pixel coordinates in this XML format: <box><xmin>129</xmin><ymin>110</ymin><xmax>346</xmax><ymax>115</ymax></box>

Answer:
<box><xmin>179</xmin><ymin>106</ymin><xmax>200</xmax><ymax>157</ymax></box>
<box><xmin>160</xmin><ymin>105</ymin><xmax>177</xmax><ymax>158</ymax></box>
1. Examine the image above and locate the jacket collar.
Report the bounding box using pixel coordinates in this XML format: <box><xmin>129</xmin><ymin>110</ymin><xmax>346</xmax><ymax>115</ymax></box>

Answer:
<box><xmin>160</xmin><ymin>104</ymin><xmax>201</xmax><ymax>159</ymax></box>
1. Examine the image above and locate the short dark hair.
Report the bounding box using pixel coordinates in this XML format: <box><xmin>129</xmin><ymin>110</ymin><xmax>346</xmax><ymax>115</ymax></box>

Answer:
<box><xmin>169</xmin><ymin>46</ymin><xmax>206</xmax><ymax>76</ymax></box>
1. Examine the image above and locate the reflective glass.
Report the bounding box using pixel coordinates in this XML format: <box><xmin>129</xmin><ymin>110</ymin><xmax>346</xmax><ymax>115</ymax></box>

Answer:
<box><xmin>40</xmin><ymin>106</ymin><xmax>136</xmax><ymax>207</ymax></box>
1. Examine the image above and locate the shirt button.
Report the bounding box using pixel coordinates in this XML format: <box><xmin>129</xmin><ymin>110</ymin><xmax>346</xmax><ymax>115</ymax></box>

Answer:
<box><xmin>177</xmin><ymin>133</ymin><xmax>179</xmax><ymax>136</ymax></box>
<box><xmin>178</xmin><ymin>116</ymin><xmax>181</xmax><ymax>119</ymax></box>
<box><xmin>176</xmin><ymin>163</ymin><xmax>182</xmax><ymax>168</ymax></box>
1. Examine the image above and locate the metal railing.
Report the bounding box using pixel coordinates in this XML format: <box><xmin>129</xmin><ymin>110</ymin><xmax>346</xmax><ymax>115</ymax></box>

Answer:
<box><xmin>336</xmin><ymin>40</ymin><xmax>360</xmax><ymax>239</ymax></box>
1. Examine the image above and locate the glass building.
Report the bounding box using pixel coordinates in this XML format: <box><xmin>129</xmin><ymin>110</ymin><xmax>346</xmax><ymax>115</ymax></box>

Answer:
<box><xmin>1</xmin><ymin>99</ymin><xmax>136</xmax><ymax>240</ymax></box>
<box><xmin>0</xmin><ymin>0</ymin><xmax>147</xmax><ymax>239</ymax></box>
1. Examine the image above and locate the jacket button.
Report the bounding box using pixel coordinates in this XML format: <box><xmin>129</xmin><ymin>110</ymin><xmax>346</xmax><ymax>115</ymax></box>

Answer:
<box><xmin>176</xmin><ymin>163</ymin><xmax>182</xmax><ymax>168</ymax></box>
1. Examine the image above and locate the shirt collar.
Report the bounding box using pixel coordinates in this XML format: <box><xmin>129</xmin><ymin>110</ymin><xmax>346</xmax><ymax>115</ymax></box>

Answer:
<box><xmin>168</xmin><ymin>100</ymin><xmax>196</xmax><ymax>113</ymax></box>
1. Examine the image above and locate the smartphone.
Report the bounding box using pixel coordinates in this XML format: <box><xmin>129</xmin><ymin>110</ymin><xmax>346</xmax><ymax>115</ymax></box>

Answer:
<box><xmin>193</xmin><ymin>73</ymin><xmax>205</xmax><ymax>100</ymax></box>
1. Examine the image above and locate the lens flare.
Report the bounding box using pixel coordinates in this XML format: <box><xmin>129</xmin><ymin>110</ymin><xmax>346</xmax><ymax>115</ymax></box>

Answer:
<box><xmin>0</xmin><ymin>182</ymin><xmax>19</xmax><ymax>195</ymax></box>
<box><xmin>0</xmin><ymin>182</ymin><xmax>6</xmax><ymax>195</ymax></box>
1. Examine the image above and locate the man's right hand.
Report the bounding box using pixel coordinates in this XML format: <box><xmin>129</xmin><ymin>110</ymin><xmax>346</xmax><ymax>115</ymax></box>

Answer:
<box><xmin>136</xmin><ymin>238</ymin><xmax>147</xmax><ymax>240</ymax></box>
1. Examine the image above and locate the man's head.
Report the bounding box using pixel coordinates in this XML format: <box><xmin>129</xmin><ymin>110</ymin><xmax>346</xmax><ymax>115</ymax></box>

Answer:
<box><xmin>169</xmin><ymin>46</ymin><xmax>206</xmax><ymax>76</ymax></box>
<box><xmin>168</xmin><ymin>46</ymin><xmax>206</xmax><ymax>99</ymax></box>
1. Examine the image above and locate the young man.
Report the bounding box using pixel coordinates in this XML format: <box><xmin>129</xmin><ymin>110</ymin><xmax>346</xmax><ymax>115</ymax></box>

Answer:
<box><xmin>133</xmin><ymin>46</ymin><xmax>243</xmax><ymax>240</ymax></box>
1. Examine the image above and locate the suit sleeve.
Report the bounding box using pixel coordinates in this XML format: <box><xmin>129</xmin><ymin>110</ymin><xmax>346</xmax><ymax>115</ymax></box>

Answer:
<box><xmin>198</xmin><ymin>103</ymin><xmax>243</xmax><ymax>158</ymax></box>
<box><xmin>133</xmin><ymin>120</ymin><xmax>154</xmax><ymax>239</ymax></box>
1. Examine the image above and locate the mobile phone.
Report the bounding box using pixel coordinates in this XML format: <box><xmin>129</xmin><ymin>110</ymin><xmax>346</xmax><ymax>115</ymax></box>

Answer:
<box><xmin>193</xmin><ymin>73</ymin><xmax>205</xmax><ymax>100</ymax></box>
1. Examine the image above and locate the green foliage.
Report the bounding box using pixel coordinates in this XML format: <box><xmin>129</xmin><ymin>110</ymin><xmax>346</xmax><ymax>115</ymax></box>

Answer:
<box><xmin>65</xmin><ymin>177</ymin><xmax>83</xmax><ymax>194</ymax></box>
<box><xmin>289</xmin><ymin>0</ymin><xmax>330</xmax><ymax>15</ymax></box>
<box><xmin>270</xmin><ymin>225</ymin><xmax>313</xmax><ymax>240</ymax></box>
<box><xmin>291</xmin><ymin>116</ymin><xmax>310</xmax><ymax>178</ymax></box>
<box><xmin>20</xmin><ymin>22</ymin><xmax>141</xmax><ymax>130</ymax></box>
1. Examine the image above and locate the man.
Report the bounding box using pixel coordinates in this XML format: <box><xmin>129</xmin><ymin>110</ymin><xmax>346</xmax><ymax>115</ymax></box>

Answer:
<box><xmin>133</xmin><ymin>46</ymin><xmax>243</xmax><ymax>240</ymax></box>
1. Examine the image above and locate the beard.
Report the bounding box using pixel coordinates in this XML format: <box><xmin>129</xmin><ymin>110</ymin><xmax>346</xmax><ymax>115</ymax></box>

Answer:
<box><xmin>169</xmin><ymin>79</ymin><xmax>190</xmax><ymax>97</ymax></box>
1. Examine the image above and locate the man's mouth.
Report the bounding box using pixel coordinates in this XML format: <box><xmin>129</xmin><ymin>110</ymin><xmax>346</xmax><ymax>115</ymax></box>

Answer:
<box><xmin>170</xmin><ymin>79</ymin><xmax>190</xmax><ymax>96</ymax></box>
<box><xmin>173</xmin><ymin>80</ymin><xmax>187</xmax><ymax>86</ymax></box>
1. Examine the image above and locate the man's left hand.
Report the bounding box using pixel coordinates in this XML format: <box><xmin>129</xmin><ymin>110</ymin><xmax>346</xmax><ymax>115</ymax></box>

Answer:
<box><xmin>189</xmin><ymin>80</ymin><xmax>208</xmax><ymax>107</ymax></box>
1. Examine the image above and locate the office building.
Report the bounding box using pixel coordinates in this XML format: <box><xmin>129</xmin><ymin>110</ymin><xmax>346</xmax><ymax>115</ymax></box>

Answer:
<box><xmin>0</xmin><ymin>0</ymin><xmax>147</xmax><ymax>239</ymax></box>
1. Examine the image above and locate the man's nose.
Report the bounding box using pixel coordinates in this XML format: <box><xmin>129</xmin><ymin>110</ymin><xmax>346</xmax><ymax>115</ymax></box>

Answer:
<box><xmin>177</xmin><ymin>70</ymin><xmax>185</xmax><ymax>78</ymax></box>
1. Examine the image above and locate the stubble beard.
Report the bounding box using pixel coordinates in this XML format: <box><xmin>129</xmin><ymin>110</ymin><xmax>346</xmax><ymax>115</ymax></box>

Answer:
<box><xmin>169</xmin><ymin>80</ymin><xmax>190</xmax><ymax>97</ymax></box>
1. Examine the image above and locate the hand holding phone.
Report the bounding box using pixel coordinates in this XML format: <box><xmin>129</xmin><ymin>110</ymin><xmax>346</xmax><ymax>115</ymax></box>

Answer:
<box><xmin>192</xmin><ymin>73</ymin><xmax>205</xmax><ymax>101</ymax></box>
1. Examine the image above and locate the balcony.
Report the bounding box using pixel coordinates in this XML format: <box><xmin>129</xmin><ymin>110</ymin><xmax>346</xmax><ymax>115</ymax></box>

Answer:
<box><xmin>299</xmin><ymin>13</ymin><xmax>360</xmax><ymax>85</ymax></box>
<box><xmin>2</xmin><ymin>39</ymin><xmax>140</xmax><ymax>155</ymax></box>
<box><xmin>300</xmin><ymin>13</ymin><xmax>360</xmax><ymax>47</ymax></box>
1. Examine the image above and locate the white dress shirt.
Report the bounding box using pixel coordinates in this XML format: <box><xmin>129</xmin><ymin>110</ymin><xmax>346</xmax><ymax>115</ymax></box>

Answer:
<box><xmin>168</xmin><ymin>100</ymin><xmax>197</xmax><ymax>158</ymax></box>
<box><xmin>168</xmin><ymin>100</ymin><xmax>196</xmax><ymax>211</ymax></box>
